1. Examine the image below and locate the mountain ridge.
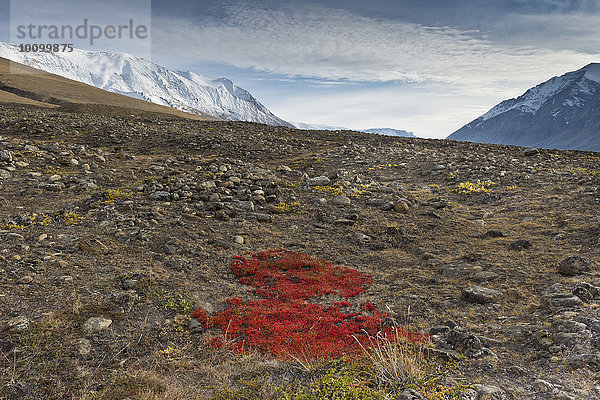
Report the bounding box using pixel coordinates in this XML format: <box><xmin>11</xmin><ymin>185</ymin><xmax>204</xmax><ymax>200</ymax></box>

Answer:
<box><xmin>0</xmin><ymin>56</ymin><xmax>215</xmax><ymax>120</ymax></box>
<box><xmin>0</xmin><ymin>42</ymin><xmax>292</xmax><ymax>127</ymax></box>
<box><xmin>362</xmin><ymin>128</ymin><xmax>416</xmax><ymax>137</ymax></box>
<box><xmin>448</xmin><ymin>63</ymin><xmax>600</xmax><ymax>151</ymax></box>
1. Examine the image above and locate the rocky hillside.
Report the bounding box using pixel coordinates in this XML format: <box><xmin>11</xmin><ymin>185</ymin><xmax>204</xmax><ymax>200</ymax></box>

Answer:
<box><xmin>448</xmin><ymin>63</ymin><xmax>600</xmax><ymax>152</ymax></box>
<box><xmin>1</xmin><ymin>103</ymin><xmax>599</xmax><ymax>399</ymax></box>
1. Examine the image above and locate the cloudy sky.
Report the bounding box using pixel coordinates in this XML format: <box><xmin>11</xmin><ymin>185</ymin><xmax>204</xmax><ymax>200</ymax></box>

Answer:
<box><xmin>2</xmin><ymin>0</ymin><xmax>600</xmax><ymax>137</ymax></box>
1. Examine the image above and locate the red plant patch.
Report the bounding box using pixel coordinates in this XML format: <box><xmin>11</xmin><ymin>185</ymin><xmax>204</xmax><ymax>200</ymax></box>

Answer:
<box><xmin>194</xmin><ymin>249</ymin><xmax>426</xmax><ymax>360</ymax></box>
<box><xmin>230</xmin><ymin>249</ymin><xmax>373</xmax><ymax>300</ymax></box>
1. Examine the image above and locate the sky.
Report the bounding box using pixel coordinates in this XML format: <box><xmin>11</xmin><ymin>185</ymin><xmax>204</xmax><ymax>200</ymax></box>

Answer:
<box><xmin>1</xmin><ymin>0</ymin><xmax>600</xmax><ymax>137</ymax></box>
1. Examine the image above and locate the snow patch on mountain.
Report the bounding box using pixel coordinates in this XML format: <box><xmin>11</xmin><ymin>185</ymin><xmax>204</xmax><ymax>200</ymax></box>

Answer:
<box><xmin>479</xmin><ymin>73</ymin><xmax>578</xmax><ymax>122</ymax></box>
<box><xmin>479</xmin><ymin>63</ymin><xmax>600</xmax><ymax>125</ymax></box>
<box><xmin>0</xmin><ymin>42</ymin><xmax>291</xmax><ymax>127</ymax></box>
<box><xmin>583</xmin><ymin>63</ymin><xmax>600</xmax><ymax>83</ymax></box>
<box><xmin>448</xmin><ymin>63</ymin><xmax>600</xmax><ymax>151</ymax></box>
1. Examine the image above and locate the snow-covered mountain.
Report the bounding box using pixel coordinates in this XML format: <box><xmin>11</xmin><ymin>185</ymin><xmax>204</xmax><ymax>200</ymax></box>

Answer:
<box><xmin>291</xmin><ymin>123</ymin><xmax>416</xmax><ymax>138</ymax></box>
<box><xmin>292</xmin><ymin>122</ymin><xmax>349</xmax><ymax>131</ymax></box>
<box><xmin>0</xmin><ymin>42</ymin><xmax>292</xmax><ymax>127</ymax></box>
<box><xmin>361</xmin><ymin>128</ymin><xmax>415</xmax><ymax>137</ymax></box>
<box><xmin>448</xmin><ymin>63</ymin><xmax>600</xmax><ymax>151</ymax></box>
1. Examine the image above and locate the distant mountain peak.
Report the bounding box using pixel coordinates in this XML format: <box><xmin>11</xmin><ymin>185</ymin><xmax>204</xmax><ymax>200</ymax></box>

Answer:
<box><xmin>448</xmin><ymin>63</ymin><xmax>600</xmax><ymax>151</ymax></box>
<box><xmin>582</xmin><ymin>63</ymin><xmax>600</xmax><ymax>83</ymax></box>
<box><xmin>0</xmin><ymin>42</ymin><xmax>292</xmax><ymax>127</ymax></box>
<box><xmin>362</xmin><ymin>128</ymin><xmax>415</xmax><ymax>137</ymax></box>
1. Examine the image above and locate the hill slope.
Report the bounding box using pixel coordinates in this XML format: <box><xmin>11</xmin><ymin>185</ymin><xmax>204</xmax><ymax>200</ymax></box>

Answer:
<box><xmin>0</xmin><ymin>42</ymin><xmax>292</xmax><ymax>127</ymax></box>
<box><xmin>448</xmin><ymin>63</ymin><xmax>600</xmax><ymax>151</ymax></box>
<box><xmin>1</xmin><ymin>103</ymin><xmax>599</xmax><ymax>399</ymax></box>
<box><xmin>0</xmin><ymin>57</ymin><xmax>217</xmax><ymax>120</ymax></box>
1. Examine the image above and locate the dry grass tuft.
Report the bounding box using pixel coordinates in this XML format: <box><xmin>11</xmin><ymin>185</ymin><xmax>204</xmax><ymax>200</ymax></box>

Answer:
<box><xmin>354</xmin><ymin>325</ymin><xmax>430</xmax><ymax>392</ymax></box>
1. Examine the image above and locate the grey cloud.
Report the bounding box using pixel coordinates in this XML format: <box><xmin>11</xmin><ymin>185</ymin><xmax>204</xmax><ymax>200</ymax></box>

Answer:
<box><xmin>153</xmin><ymin>3</ymin><xmax>599</xmax><ymax>95</ymax></box>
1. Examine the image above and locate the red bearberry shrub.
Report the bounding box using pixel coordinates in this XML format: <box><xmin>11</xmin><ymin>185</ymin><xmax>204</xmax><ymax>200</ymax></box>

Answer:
<box><xmin>360</xmin><ymin>302</ymin><xmax>376</xmax><ymax>312</ymax></box>
<box><xmin>192</xmin><ymin>309</ymin><xmax>208</xmax><ymax>324</ymax></box>
<box><xmin>194</xmin><ymin>249</ymin><xmax>426</xmax><ymax>360</ymax></box>
<box><xmin>230</xmin><ymin>249</ymin><xmax>373</xmax><ymax>301</ymax></box>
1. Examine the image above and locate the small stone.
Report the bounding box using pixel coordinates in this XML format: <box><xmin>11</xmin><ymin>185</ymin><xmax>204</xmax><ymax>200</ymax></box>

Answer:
<box><xmin>555</xmin><ymin>392</ymin><xmax>576</xmax><ymax>400</ymax></box>
<box><xmin>394</xmin><ymin>201</ymin><xmax>410</xmax><ymax>213</ymax></box>
<box><xmin>533</xmin><ymin>379</ymin><xmax>554</xmax><ymax>393</ymax></box>
<box><xmin>39</xmin><ymin>182</ymin><xmax>65</xmax><ymax>191</ymax></box>
<box><xmin>473</xmin><ymin>384</ymin><xmax>506</xmax><ymax>399</ymax></box>
<box><xmin>580</xmin><ymin>318</ymin><xmax>600</xmax><ymax>333</ymax></box>
<box><xmin>504</xmin><ymin>287</ymin><xmax>521</xmax><ymax>302</ymax></box>
<box><xmin>255</xmin><ymin>213</ymin><xmax>272</xmax><ymax>222</ymax></box>
<box><xmin>524</xmin><ymin>148</ymin><xmax>540</xmax><ymax>156</ymax></box>
<box><xmin>354</xmin><ymin>232</ymin><xmax>371</xmax><ymax>242</ymax></box>
<box><xmin>6</xmin><ymin>233</ymin><xmax>24</xmax><ymax>241</ymax></box>
<box><xmin>429</xmin><ymin>325</ymin><xmax>451</xmax><ymax>335</ymax></box>
<box><xmin>440</xmin><ymin>265</ymin><xmax>462</xmax><ymax>278</ymax></box>
<box><xmin>547</xmin><ymin>293</ymin><xmax>584</xmax><ymax>309</ymax></box>
<box><xmin>76</xmin><ymin>338</ymin><xmax>92</xmax><ymax>356</ymax></box>
<box><xmin>565</xmin><ymin>353</ymin><xmax>600</xmax><ymax>371</ymax></box>
<box><xmin>307</xmin><ymin>176</ymin><xmax>331</xmax><ymax>186</ymax></box>
<box><xmin>69</xmin><ymin>158</ymin><xmax>79</xmax><ymax>166</ymax></box>
<box><xmin>573</xmin><ymin>282</ymin><xmax>600</xmax><ymax>302</ymax></box>
<box><xmin>510</xmin><ymin>239</ymin><xmax>531</xmax><ymax>250</ymax></box>
<box><xmin>235</xmin><ymin>201</ymin><xmax>255</xmax><ymax>212</ymax></box>
<box><xmin>462</xmin><ymin>286</ymin><xmax>503</xmax><ymax>304</ymax></box>
<box><xmin>82</xmin><ymin>182</ymin><xmax>98</xmax><ymax>190</ymax></box>
<box><xmin>48</xmin><ymin>174</ymin><xmax>62</xmax><ymax>183</ymax></box>
<box><xmin>366</xmin><ymin>198</ymin><xmax>386</xmax><ymax>207</ymax></box>
<box><xmin>395</xmin><ymin>388</ymin><xmax>426</xmax><ymax>399</ymax></box>
<box><xmin>83</xmin><ymin>317</ymin><xmax>112</xmax><ymax>334</ymax></box>
<box><xmin>506</xmin><ymin>365</ymin><xmax>527</xmax><ymax>376</ymax></box>
<box><xmin>0</xmin><ymin>150</ymin><xmax>13</xmax><ymax>162</ymax></box>
<box><xmin>18</xmin><ymin>275</ymin><xmax>33</xmax><ymax>284</ymax></box>
<box><xmin>188</xmin><ymin>318</ymin><xmax>205</xmax><ymax>334</ymax></box>
<box><xmin>151</xmin><ymin>191</ymin><xmax>171</xmax><ymax>201</ymax></box>
<box><xmin>8</xmin><ymin>316</ymin><xmax>29</xmax><ymax>331</ymax></box>
<box><xmin>37</xmin><ymin>233</ymin><xmax>48</xmax><ymax>242</ymax></box>
<box><xmin>482</xmin><ymin>230</ymin><xmax>504</xmax><ymax>238</ymax></box>
<box><xmin>473</xmin><ymin>271</ymin><xmax>499</xmax><ymax>283</ymax></box>
<box><xmin>558</xmin><ymin>256</ymin><xmax>591</xmax><ymax>276</ymax></box>
<box><xmin>277</xmin><ymin>165</ymin><xmax>292</xmax><ymax>172</ymax></box>
<box><xmin>334</xmin><ymin>218</ymin><xmax>355</xmax><ymax>226</ymax></box>
<box><xmin>57</xmin><ymin>234</ymin><xmax>77</xmax><ymax>243</ymax></box>
<box><xmin>457</xmin><ymin>389</ymin><xmax>478</xmax><ymax>400</ymax></box>
<box><xmin>379</xmin><ymin>202</ymin><xmax>394</xmax><ymax>211</ymax></box>
<box><xmin>234</xmin><ymin>235</ymin><xmax>245</xmax><ymax>244</ymax></box>
<box><xmin>426</xmin><ymin>199</ymin><xmax>448</xmax><ymax>208</ymax></box>
<box><xmin>331</xmin><ymin>195</ymin><xmax>351</xmax><ymax>206</ymax></box>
